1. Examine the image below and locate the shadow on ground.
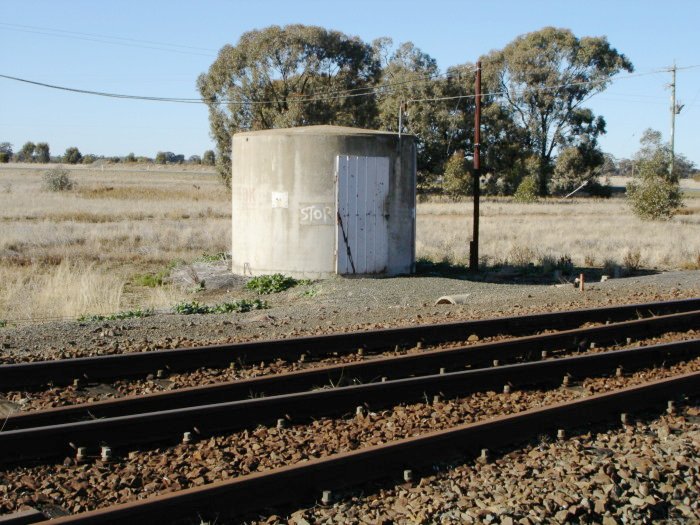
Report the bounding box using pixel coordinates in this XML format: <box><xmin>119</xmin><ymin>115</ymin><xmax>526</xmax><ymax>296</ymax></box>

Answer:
<box><xmin>414</xmin><ymin>259</ymin><xmax>659</xmax><ymax>286</ymax></box>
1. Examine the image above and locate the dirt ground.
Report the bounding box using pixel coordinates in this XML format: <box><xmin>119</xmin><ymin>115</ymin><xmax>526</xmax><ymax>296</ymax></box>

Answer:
<box><xmin>1</xmin><ymin>268</ymin><xmax>699</xmax><ymax>363</ymax></box>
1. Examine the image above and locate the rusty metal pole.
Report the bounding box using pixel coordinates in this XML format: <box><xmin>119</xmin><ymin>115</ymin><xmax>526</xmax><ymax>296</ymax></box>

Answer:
<box><xmin>469</xmin><ymin>61</ymin><xmax>482</xmax><ymax>272</ymax></box>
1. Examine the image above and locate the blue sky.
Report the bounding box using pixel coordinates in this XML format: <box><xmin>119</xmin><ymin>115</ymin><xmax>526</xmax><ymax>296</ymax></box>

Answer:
<box><xmin>2</xmin><ymin>0</ymin><xmax>698</xmax><ymax>164</ymax></box>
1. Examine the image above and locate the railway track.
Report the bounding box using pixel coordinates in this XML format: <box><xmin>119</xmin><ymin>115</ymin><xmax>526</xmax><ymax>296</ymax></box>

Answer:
<box><xmin>12</xmin><ymin>372</ymin><xmax>700</xmax><ymax>525</ymax></box>
<box><xmin>2</xmin><ymin>337</ymin><xmax>698</xmax><ymax>463</ymax></box>
<box><xmin>1</xmin><ymin>298</ymin><xmax>699</xmax><ymax>523</ymax></box>
<box><xmin>2</xmin><ymin>308</ymin><xmax>699</xmax><ymax>430</ymax></box>
<box><xmin>2</xmin><ymin>297</ymin><xmax>700</xmax><ymax>388</ymax></box>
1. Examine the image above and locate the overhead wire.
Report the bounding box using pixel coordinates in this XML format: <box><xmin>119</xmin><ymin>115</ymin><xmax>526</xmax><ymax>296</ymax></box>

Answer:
<box><xmin>0</xmin><ymin>22</ymin><xmax>217</xmax><ymax>57</ymax></box>
<box><xmin>0</xmin><ymin>64</ymin><xmax>691</xmax><ymax>107</ymax></box>
<box><xmin>0</xmin><ymin>64</ymin><xmax>477</xmax><ymax>106</ymax></box>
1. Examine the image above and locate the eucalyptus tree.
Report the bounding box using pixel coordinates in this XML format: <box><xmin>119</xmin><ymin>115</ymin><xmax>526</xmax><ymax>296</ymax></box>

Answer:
<box><xmin>375</xmin><ymin>40</ymin><xmax>471</xmax><ymax>186</ymax></box>
<box><xmin>198</xmin><ymin>24</ymin><xmax>381</xmax><ymax>186</ymax></box>
<box><xmin>19</xmin><ymin>141</ymin><xmax>36</xmax><ymax>162</ymax></box>
<box><xmin>35</xmin><ymin>142</ymin><xmax>50</xmax><ymax>163</ymax></box>
<box><xmin>482</xmin><ymin>27</ymin><xmax>633</xmax><ymax>195</ymax></box>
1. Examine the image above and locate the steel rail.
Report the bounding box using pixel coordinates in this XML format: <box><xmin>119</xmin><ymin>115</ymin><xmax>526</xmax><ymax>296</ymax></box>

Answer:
<box><xmin>6</xmin><ymin>309</ymin><xmax>700</xmax><ymax>431</ymax></box>
<box><xmin>2</xmin><ymin>298</ymin><xmax>699</xmax><ymax>389</ymax></box>
<box><xmin>2</xmin><ymin>338</ymin><xmax>698</xmax><ymax>463</ymax></box>
<box><xmin>30</xmin><ymin>371</ymin><xmax>700</xmax><ymax>524</ymax></box>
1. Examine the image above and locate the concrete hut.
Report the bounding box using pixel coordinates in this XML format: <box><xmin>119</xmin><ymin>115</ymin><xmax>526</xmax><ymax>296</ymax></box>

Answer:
<box><xmin>231</xmin><ymin>125</ymin><xmax>416</xmax><ymax>278</ymax></box>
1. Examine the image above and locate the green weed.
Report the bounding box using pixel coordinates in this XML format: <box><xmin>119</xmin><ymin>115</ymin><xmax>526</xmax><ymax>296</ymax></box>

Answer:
<box><xmin>78</xmin><ymin>308</ymin><xmax>154</xmax><ymax>323</ymax></box>
<box><xmin>246</xmin><ymin>274</ymin><xmax>302</xmax><ymax>294</ymax></box>
<box><xmin>300</xmin><ymin>287</ymin><xmax>318</xmax><ymax>298</ymax></box>
<box><xmin>173</xmin><ymin>299</ymin><xmax>268</xmax><ymax>315</ymax></box>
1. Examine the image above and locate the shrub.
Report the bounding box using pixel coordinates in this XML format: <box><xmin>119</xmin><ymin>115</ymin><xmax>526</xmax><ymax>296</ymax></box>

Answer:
<box><xmin>246</xmin><ymin>273</ymin><xmax>300</xmax><ymax>294</ymax></box>
<box><xmin>584</xmin><ymin>254</ymin><xmax>596</xmax><ymax>267</ymax></box>
<box><xmin>442</xmin><ymin>150</ymin><xmax>472</xmax><ymax>197</ymax></box>
<box><xmin>0</xmin><ymin>151</ymin><xmax>11</xmax><ymax>163</ymax></box>
<box><xmin>513</xmin><ymin>175</ymin><xmax>539</xmax><ymax>203</ymax></box>
<box><xmin>43</xmin><ymin>167</ymin><xmax>75</xmax><ymax>191</ymax></box>
<box><xmin>627</xmin><ymin>177</ymin><xmax>682</xmax><ymax>220</ymax></box>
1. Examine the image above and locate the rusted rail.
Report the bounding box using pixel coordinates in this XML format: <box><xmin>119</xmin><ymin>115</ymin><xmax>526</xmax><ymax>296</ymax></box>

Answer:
<box><xmin>6</xmin><ymin>309</ymin><xmax>700</xmax><ymax>431</ymax></box>
<box><xmin>28</xmin><ymin>372</ymin><xmax>700</xmax><ymax>524</ymax></box>
<box><xmin>2</xmin><ymin>338</ymin><xmax>697</xmax><ymax>463</ymax></box>
<box><xmin>2</xmin><ymin>297</ymin><xmax>699</xmax><ymax>389</ymax></box>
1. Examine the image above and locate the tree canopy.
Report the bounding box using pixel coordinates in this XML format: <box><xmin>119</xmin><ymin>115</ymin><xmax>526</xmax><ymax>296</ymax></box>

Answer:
<box><xmin>482</xmin><ymin>27</ymin><xmax>633</xmax><ymax>195</ymax></box>
<box><xmin>197</xmin><ymin>25</ymin><xmax>642</xmax><ymax>194</ymax></box>
<box><xmin>375</xmin><ymin>40</ymin><xmax>472</xmax><ymax>186</ymax></box>
<box><xmin>35</xmin><ymin>142</ymin><xmax>50</xmax><ymax>163</ymax></box>
<box><xmin>198</xmin><ymin>24</ymin><xmax>381</xmax><ymax>185</ymax></box>
<box><xmin>63</xmin><ymin>147</ymin><xmax>82</xmax><ymax>164</ymax></box>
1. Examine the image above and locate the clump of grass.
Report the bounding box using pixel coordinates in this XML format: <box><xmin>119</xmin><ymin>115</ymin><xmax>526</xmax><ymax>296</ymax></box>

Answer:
<box><xmin>43</xmin><ymin>167</ymin><xmax>75</xmax><ymax>192</ymax></box>
<box><xmin>556</xmin><ymin>254</ymin><xmax>574</xmax><ymax>274</ymax></box>
<box><xmin>78</xmin><ymin>307</ymin><xmax>154</xmax><ymax>323</ymax></box>
<box><xmin>623</xmin><ymin>248</ymin><xmax>643</xmax><ymax>273</ymax></box>
<box><xmin>415</xmin><ymin>257</ymin><xmax>470</xmax><ymax>277</ymax></box>
<box><xmin>196</xmin><ymin>252</ymin><xmax>230</xmax><ymax>263</ymax></box>
<box><xmin>602</xmin><ymin>258</ymin><xmax>619</xmax><ymax>276</ymax></box>
<box><xmin>584</xmin><ymin>253</ymin><xmax>596</xmax><ymax>267</ymax></box>
<box><xmin>0</xmin><ymin>319</ymin><xmax>6</xmax><ymax>328</ymax></box>
<box><xmin>246</xmin><ymin>274</ymin><xmax>303</xmax><ymax>294</ymax></box>
<box><xmin>507</xmin><ymin>244</ymin><xmax>537</xmax><ymax>268</ymax></box>
<box><xmin>133</xmin><ymin>269</ymin><xmax>170</xmax><ymax>287</ymax></box>
<box><xmin>173</xmin><ymin>299</ymin><xmax>267</xmax><ymax>315</ymax></box>
<box><xmin>680</xmin><ymin>251</ymin><xmax>700</xmax><ymax>270</ymax></box>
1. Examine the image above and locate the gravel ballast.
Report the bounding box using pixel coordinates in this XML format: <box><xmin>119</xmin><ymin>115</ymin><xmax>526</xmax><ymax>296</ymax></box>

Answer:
<box><xmin>1</xmin><ymin>357</ymin><xmax>699</xmax><ymax>518</ymax></box>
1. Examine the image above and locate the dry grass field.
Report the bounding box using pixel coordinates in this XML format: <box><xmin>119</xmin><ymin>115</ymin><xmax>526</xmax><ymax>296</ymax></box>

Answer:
<box><xmin>417</xmin><ymin>197</ymin><xmax>700</xmax><ymax>271</ymax></box>
<box><xmin>0</xmin><ymin>163</ymin><xmax>699</xmax><ymax>323</ymax></box>
<box><xmin>0</xmin><ymin>164</ymin><xmax>229</xmax><ymax>323</ymax></box>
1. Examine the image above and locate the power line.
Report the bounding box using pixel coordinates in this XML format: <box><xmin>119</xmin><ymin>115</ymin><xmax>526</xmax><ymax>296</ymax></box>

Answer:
<box><xmin>0</xmin><ymin>22</ymin><xmax>216</xmax><ymax>57</ymax></box>
<box><xmin>405</xmin><ymin>68</ymin><xmax>672</xmax><ymax>104</ymax></box>
<box><xmin>0</xmin><ymin>74</ymin><xmax>204</xmax><ymax>104</ymax></box>
<box><xmin>0</xmin><ymin>66</ymin><xmax>475</xmax><ymax>106</ymax></box>
<box><xmin>0</xmin><ymin>65</ymin><xmax>691</xmax><ymax>108</ymax></box>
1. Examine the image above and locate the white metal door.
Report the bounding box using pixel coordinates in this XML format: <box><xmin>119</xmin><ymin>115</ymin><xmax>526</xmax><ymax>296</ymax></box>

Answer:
<box><xmin>336</xmin><ymin>155</ymin><xmax>390</xmax><ymax>274</ymax></box>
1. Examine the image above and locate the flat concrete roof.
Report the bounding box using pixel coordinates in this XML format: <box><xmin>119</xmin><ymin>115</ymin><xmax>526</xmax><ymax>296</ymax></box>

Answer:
<box><xmin>233</xmin><ymin>125</ymin><xmax>414</xmax><ymax>138</ymax></box>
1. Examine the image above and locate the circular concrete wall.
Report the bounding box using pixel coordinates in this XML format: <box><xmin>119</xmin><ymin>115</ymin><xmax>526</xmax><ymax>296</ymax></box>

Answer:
<box><xmin>231</xmin><ymin>125</ymin><xmax>416</xmax><ymax>278</ymax></box>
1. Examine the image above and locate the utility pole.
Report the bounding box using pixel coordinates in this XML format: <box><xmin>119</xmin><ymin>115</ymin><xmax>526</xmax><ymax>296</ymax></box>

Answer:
<box><xmin>469</xmin><ymin>61</ymin><xmax>482</xmax><ymax>272</ymax></box>
<box><xmin>398</xmin><ymin>101</ymin><xmax>407</xmax><ymax>138</ymax></box>
<box><xmin>669</xmin><ymin>63</ymin><xmax>676</xmax><ymax>177</ymax></box>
